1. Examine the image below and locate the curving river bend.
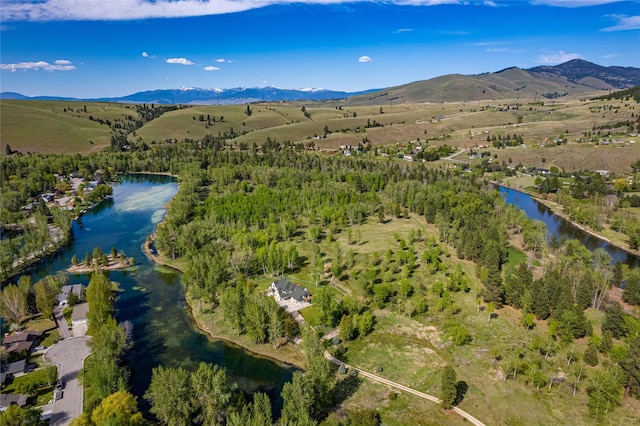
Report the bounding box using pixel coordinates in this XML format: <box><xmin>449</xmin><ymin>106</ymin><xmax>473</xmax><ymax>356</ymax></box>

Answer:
<box><xmin>29</xmin><ymin>174</ymin><xmax>293</xmax><ymax>415</ymax></box>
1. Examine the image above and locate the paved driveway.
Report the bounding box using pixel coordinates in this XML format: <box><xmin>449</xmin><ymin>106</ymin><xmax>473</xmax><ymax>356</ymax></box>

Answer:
<box><xmin>45</xmin><ymin>337</ymin><xmax>91</xmax><ymax>426</ymax></box>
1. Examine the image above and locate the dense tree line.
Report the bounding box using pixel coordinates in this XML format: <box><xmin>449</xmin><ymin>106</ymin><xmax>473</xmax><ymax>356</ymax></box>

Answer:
<box><xmin>142</xmin><ymin>326</ymin><xmax>336</xmax><ymax>425</ymax></box>
<box><xmin>4</xmin><ymin>133</ymin><xmax>640</xmax><ymax>423</ymax></box>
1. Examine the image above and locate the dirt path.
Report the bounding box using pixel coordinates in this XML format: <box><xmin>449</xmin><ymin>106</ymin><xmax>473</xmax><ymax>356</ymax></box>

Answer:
<box><xmin>324</xmin><ymin>351</ymin><xmax>486</xmax><ymax>426</ymax></box>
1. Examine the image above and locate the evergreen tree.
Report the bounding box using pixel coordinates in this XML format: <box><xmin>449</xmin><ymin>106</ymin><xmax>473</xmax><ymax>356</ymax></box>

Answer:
<box><xmin>584</xmin><ymin>342</ymin><xmax>599</xmax><ymax>366</ymax></box>
<box><xmin>599</xmin><ymin>330</ymin><xmax>613</xmax><ymax>354</ymax></box>
<box><xmin>623</xmin><ymin>269</ymin><xmax>640</xmax><ymax>306</ymax></box>
<box><xmin>576</xmin><ymin>271</ymin><xmax>595</xmax><ymax>310</ymax></box>
<box><xmin>602</xmin><ymin>302</ymin><xmax>627</xmax><ymax>339</ymax></box>
<box><xmin>621</xmin><ymin>337</ymin><xmax>640</xmax><ymax>398</ymax></box>
<box><xmin>440</xmin><ymin>365</ymin><xmax>457</xmax><ymax>409</ymax></box>
<box><xmin>612</xmin><ymin>261</ymin><xmax>624</xmax><ymax>288</ymax></box>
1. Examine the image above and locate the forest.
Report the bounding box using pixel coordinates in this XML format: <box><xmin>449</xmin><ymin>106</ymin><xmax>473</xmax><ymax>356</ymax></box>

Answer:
<box><xmin>2</xmin><ymin>129</ymin><xmax>640</xmax><ymax>425</ymax></box>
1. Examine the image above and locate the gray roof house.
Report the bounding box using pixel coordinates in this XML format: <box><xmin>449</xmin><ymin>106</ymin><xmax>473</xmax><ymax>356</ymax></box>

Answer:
<box><xmin>0</xmin><ymin>394</ymin><xmax>28</xmax><ymax>411</ymax></box>
<box><xmin>0</xmin><ymin>360</ymin><xmax>27</xmax><ymax>385</ymax></box>
<box><xmin>270</xmin><ymin>278</ymin><xmax>311</xmax><ymax>305</ymax></box>
<box><xmin>57</xmin><ymin>284</ymin><xmax>83</xmax><ymax>306</ymax></box>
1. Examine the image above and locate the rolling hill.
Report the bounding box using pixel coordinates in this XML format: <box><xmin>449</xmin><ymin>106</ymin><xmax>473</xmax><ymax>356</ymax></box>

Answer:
<box><xmin>345</xmin><ymin>59</ymin><xmax>640</xmax><ymax>105</ymax></box>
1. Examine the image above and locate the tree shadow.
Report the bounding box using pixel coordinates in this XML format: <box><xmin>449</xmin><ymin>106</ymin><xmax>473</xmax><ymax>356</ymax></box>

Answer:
<box><xmin>333</xmin><ymin>370</ymin><xmax>363</xmax><ymax>406</ymax></box>
<box><xmin>454</xmin><ymin>380</ymin><xmax>468</xmax><ymax>406</ymax></box>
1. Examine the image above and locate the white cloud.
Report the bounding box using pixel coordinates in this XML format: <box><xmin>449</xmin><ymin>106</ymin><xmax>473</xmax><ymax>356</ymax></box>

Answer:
<box><xmin>204</xmin><ymin>66</ymin><xmax>220</xmax><ymax>71</ymax></box>
<box><xmin>166</xmin><ymin>57</ymin><xmax>194</xmax><ymax>65</ymax></box>
<box><xmin>358</xmin><ymin>55</ymin><xmax>372</xmax><ymax>63</ymax></box>
<box><xmin>536</xmin><ymin>50</ymin><xmax>582</xmax><ymax>64</ymax></box>
<box><xmin>0</xmin><ymin>59</ymin><xmax>76</xmax><ymax>72</ymax></box>
<box><xmin>142</xmin><ymin>51</ymin><xmax>149</xmax><ymax>58</ymax></box>
<box><xmin>601</xmin><ymin>15</ymin><xmax>640</xmax><ymax>32</ymax></box>
<box><xmin>216</xmin><ymin>58</ymin><xmax>234</xmax><ymax>63</ymax></box>
<box><xmin>394</xmin><ymin>28</ymin><xmax>414</xmax><ymax>34</ymax></box>
<box><xmin>486</xmin><ymin>48</ymin><xmax>510</xmax><ymax>52</ymax></box>
<box><xmin>1</xmin><ymin>0</ymin><xmax>493</xmax><ymax>22</ymax></box>
<box><xmin>530</xmin><ymin>0</ymin><xmax>622</xmax><ymax>7</ymax></box>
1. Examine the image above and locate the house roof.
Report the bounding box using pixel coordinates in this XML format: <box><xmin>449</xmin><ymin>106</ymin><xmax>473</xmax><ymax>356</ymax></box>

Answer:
<box><xmin>1</xmin><ymin>360</ymin><xmax>26</xmax><ymax>375</ymax></box>
<box><xmin>2</xmin><ymin>331</ymin><xmax>42</xmax><ymax>353</ymax></box>
<box><xmin>0</xmin><ymin>393</ymin><xmax>28</xmax><ymax>408</ymax></box>
<box><xmin>272</xmin><ymin>278</ymin><xmax>310</xmax><ymax>302</ymax></box>
<box><xmin>57</xmin><ymin>284</ymin><xmax>83</xmax><ymax>304</ymax></box>
<box><xmin>5</xmin><ymin>341</ymin><xmax>34</xmax><ymax>353</ymax></box>
<box><xmin>2</xmin><ymin>331</ymin><xmax>42</xmax><ymax>345</ymax></box>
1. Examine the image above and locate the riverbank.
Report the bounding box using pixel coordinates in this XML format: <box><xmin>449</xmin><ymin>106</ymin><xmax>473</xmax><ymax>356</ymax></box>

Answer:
<box><xmin>141</xmin><ymin>238</ymin><xmax>307</xmax><ymax>370</ymax></box>
<box><xmin>496</xmin><ymin>179</ymin><xmax>640</xmax><ymax>259</ymax></box>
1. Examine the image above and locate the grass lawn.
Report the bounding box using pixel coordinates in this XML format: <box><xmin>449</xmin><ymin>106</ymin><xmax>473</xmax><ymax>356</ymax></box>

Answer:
<box><xmin>2</xmin><ymin>368</ymin><xmax>56</xmax><ymax>407</ymax></box>
<box><xmin>23</xmin><ymin>318</ymin><xmax>56</xmax><ymax>333</ymax></box>
<box><xmin>40</xmin><ymin>329</ymin><xmax>61</xmax><ymax>348</ymax></box>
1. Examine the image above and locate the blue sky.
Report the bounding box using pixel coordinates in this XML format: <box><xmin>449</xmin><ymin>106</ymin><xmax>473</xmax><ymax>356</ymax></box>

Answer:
<box><xmin>1</xmin><ymin>0</ymin><xmax>639</xmax><ymax>98</ymax></box>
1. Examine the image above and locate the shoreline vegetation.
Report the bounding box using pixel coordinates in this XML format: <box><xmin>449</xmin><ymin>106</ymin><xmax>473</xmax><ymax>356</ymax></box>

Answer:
<box><xmin>66</xmin><ymin>254</ymin><xmax>135</xmax><ymax>274</ymax></box>
<box><xmin>143</xmin><ymin>178</ymin><xmax>640</xmax><ymax>379</ymax></box>
<box><xmin>2</xmin><ymin>187</ymin><xmax>114</xmax><ymax>283</ymax></box>
<box><xmin>141</xmin><ymin>239</ymin><xmax>307</xmax><ymax>370</ymax></box>
<box><xmin>498</xmin><ymin>179</ymin><xmax>640</xmax><ymax>258</ymax></box>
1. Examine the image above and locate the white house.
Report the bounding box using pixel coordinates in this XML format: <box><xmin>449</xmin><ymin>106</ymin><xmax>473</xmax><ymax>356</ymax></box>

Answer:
<box><xmin>270</xmin><ymin>278</ymin><xmax>311</xmax><ymax>307</ymax></box>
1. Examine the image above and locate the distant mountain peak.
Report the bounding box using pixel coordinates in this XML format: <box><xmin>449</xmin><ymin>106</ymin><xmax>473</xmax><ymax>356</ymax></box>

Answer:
<box><xmin>2</xmin><ymin>59</ymin><xmax>637</xmax><ymax>105</ymax></box>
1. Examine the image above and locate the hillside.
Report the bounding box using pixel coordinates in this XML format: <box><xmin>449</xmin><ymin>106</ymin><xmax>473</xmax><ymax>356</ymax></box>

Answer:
<box><xmin>346</xmin><ymin>60</ymin><xmax>640</xmax><ymax>105</ymax></box>
<box><xmin>0</xmin><ymin>100</ymin><xmax>113</xmax><ymax>154</ymax></box>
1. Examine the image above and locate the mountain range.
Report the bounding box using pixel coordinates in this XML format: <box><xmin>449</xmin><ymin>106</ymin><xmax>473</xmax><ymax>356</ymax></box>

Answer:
<box><xmin>2</xmin><ymin>59</ymin><xmax>639</xmax><ymax>105</ymax></box>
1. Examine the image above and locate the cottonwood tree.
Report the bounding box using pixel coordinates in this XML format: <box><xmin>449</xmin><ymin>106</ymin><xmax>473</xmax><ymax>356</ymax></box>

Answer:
<box><xmin>226</xmin><ymin>392</ymin><xmax>272</xmax><ymax>426</ymax></box>
<box><xmin>34</xmin><ymin>278</ymin><xmax>58</xmax><ymax>319</ymax></box>
<box><xmin>86</xmin><ymin>271</ymin><xmax>114</xmax><ymax>335</ymax></box>
<box><xmin>91</xmin><ymin>390</ymin><xmax>144</xmax><ymax>426</ymax></box>
<box><xmin>85</xmin><ymin>317</ymin><xmax>129</xmax><ymax>400</ymax></box>
<box><xmin>145</xmin><ymin>365</ymin><xmax>193</xmax><ymax>425</ymax></box>
<box><xmin>191</xmin><ymin>363</ymin><xmax>234</xmax><ymax>425</ymax></box>
<box><xmin>0</xmin><ymin>283</ymin><xmax>29</xmax><ymax>326</ymax></box>
<box><xmin>587</xmin><ymin>366</ymin><xmax>624</xmax><ymax>422</ymax></box>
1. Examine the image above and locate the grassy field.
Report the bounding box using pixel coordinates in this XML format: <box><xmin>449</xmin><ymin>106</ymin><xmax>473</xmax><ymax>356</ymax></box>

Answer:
<box><xmin>0</xmin><ymin>100</ymin><xmax>130</xmax><ymax>154</ymax></box>
<box><xmin>3</xmin><ymin>96</ymin><xmax>638</xmax><ymax>174</ymax></box>
<box><xmin>272</xmin><ymin>212</ymin><xmax>640</xmax><ymax>426</ymax></box>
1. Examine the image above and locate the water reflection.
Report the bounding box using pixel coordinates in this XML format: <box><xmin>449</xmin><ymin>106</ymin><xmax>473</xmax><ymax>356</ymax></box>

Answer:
<box><xmin>22</xmin><ymin>175</ymin><xmax>294</xmax><ymax>418</ymax></box>
<box><xmin>499</xmin><ymin>186</ymin><xmax>639</xmax><ymax>268</ymax></box>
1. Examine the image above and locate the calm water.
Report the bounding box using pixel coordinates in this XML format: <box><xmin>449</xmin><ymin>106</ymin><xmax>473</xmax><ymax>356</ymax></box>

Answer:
<box><xmin>28</xmin><ymin>174</ymin><xmax>293</xmax><ymax>414</ymax></box>
<box><xmin>499</xmin><ymin>186</ymin><xmax>640</xmax><ymax>268</ymax></box>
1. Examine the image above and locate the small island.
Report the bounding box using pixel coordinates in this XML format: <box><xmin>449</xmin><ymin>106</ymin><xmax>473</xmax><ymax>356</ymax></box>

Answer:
<box><xmin>67</xmin><ymin>246</ymin><xmax>134</xmax><ymax>273</ymax></box>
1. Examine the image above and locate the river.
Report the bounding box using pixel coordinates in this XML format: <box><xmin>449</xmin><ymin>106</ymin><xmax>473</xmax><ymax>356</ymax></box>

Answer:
<box><xmin>28</xmin><ymin>174</ymin><xmax>293</xmax><ymax>414</ymax></box>
<box><xmin>499</xmin><ymin>186</ymin><xmax>640</xmax><ymax>268</ymax></box>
